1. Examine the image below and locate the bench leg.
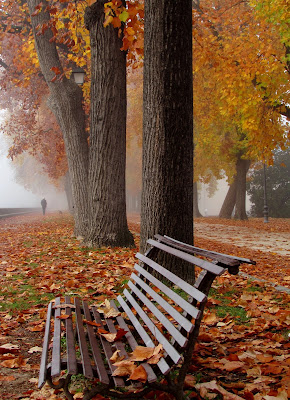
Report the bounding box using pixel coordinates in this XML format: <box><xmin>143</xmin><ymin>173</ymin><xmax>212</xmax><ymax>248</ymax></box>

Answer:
<box><xmin>63</xmin><ymin>375</ymin><xmax>74</xmax><ymax>400</ymax></box>
<box><xmin>83</xmin><ymin>383</ymin><xmax>110</xmax><ymax>400</ymax></box>
<box><xmin>47</xmin><ymin>375</ymin><xmax>74</xmax><ymax>400</ymax></box>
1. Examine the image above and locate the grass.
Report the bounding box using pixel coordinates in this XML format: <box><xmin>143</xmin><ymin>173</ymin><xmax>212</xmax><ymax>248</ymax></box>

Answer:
<box><xmin>215</xmin><ymin>305</ymin><xmax>249</xmax><ymax>323</ymax></box>
<box><xmin>0</xmin><ymin>282</ymin><xmax>55</xmax><ymax>313</ymax></box>
<box><xmin>209</xmin><ymin>287</ymin><xmax>249</xmax><ymax>324</ymax></box>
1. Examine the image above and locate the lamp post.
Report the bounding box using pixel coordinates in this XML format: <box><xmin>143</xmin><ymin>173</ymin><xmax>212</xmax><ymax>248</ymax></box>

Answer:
<box><xmin>71</xmin><ymin>67</ymin><xmax>85</xmax><ymax>85</ymax></box>
<box><xmin>263</xmin><ymin>163</ymin><xmax>269</xmax><ymax>223</ymax></box>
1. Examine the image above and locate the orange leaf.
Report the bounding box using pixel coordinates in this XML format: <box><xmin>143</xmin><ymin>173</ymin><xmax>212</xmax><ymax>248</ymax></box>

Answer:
<box><xmin>83</xmin><ymin>319</ymin><xmax>101</xmax><ymax>327</ymax></box>
<box><xmin>56</xmin><ymin>314</ymin><xmax>71</xmax><ymax>320</ymax></box>
<box><xmin>130</xmin><ymin>346</ymin><xmax>154</xmax><ymax>361</ymax></box>
<box><xmin>112</xmin><ymin>360</ymin><xmax>136</xmax><ymax>377</ymax></box>
<box><xmin>0</xmin><ymin>356</ymin><xmax>27</xmax><ymax>369</ymax></box>
<box><xmin>129</xmin><ymin>364</ymin><xmax>147</xmax><ymax>382</ymax></box>
<box><xmin>51</xmin><ymin>66</ymin><xmax>61</xmax><ymax>75</ymax></box>
<box><xmin>0</xmin><ymin>375</ymin><xmax>16</xmax><ymax>382</ymax></box>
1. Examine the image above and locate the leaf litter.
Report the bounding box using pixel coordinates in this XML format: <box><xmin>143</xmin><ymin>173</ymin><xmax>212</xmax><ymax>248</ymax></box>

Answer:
<box><xmin>0</xmin><ymin>213</ymin><xmax>288</xmax><ymax>399</ymax></box>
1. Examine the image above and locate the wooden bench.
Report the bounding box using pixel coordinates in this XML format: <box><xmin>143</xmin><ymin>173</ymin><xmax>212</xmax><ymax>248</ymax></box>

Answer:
<box><xmin>38</xmin><ymin>234</ymin><xmax>255</xmax><ymax>400</ymax></box>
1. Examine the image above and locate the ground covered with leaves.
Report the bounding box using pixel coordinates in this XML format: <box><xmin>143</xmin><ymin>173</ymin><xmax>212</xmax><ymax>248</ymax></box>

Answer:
<box><xmin>0</xmin><ymin>213</ymin><xmax>289</xmax><ymax>400</ymax></box>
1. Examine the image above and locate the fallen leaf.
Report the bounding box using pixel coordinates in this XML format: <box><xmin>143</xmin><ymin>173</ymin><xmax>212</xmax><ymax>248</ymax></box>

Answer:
<box><xmin>0</xmin><ymin>375</ymin><xmax>16</xmax><ymax>382</ymax></box>
<box><xmin>129</xmin><ymin>364</ymin><xmax>147</xmax><ymax>382</ymax></box>
<box><xmin>56</xmin><ymin>315</ymin><xmax>71</xmax><ymax>320</ymax></box>
<box><xmin>28</xmin><ymin>346</ymin><xmax>43</xmax><ymax>353</ymax></box>
<box><xmin>263</xmin><ymin>391</ymin><xmax>288</xmax><ymax>400</ymax></box>
<box><xmin>83</xmin><ymin>319</ymin><xmax>101</xmax><ymax>327</ymax></box>
<box><xmin>130</xmin><ymin>346</ymin><xmax>154</xmax><ymax>361</ymax></box>
<box><xmin>0</xmin><ymin>344</ymin><xmax>20</xmax><ymax>354</ymax></box>
<box><xmin>53</xmin><ymin>304</ymin><xmax>75</xmax><ymax>309</ymax></box>
<box><xmin>195</xmin><ymin>380</ymin><xmax>244</xmax><ymax>400</ymax></box>
<box><xmin>112</xmin><ymin>360</ymin><xmax>136</xmax><ymax>376</ymax></box>
<box><xmin>110</xmin><ymin>350</ymin><xmax>125</xmax><ymax>363</ymax></box>
<box><xmin>0</xmin><ymin>356</ymin><xmax>27</xmax><ymax>368</ymax></box>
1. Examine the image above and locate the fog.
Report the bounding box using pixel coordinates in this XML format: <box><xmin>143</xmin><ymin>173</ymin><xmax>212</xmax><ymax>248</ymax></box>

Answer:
<box><xmin>0</xmin><ymin>132</ymin><xmax>68</xmax><ymax>210</ymax></box>
<box><xmin>199</xmin><ymin>181</ymin><xmax>251</xmax><ymax>216</ymax></box>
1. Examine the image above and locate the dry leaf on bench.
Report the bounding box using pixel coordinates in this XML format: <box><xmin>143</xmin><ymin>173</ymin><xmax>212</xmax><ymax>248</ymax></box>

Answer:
<box><xmin>112</xmin><ymin>360</ymin><xmax>136</xmax><ymax>377</ymax></box>
<box><xmin>129</xmin><ymin>364</ymin><xmax>147</xmax><ymax>382</ymax></box>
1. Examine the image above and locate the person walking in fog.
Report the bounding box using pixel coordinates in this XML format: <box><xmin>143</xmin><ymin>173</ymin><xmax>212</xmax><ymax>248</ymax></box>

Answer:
<box><xmin>41</xmin><ymin>198</ymin><xmax>47</xmax><ymax>215</ymax></box>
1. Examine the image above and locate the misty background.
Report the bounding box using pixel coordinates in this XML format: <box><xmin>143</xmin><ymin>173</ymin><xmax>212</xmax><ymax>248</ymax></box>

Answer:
<box><xmin>1</xmin><ymin>112</ymin><xmax>250</xmax><ymax>215</ymax></box>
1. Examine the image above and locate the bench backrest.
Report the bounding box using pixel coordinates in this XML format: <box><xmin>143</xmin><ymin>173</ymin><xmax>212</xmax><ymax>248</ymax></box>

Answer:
<box><xmin>116</xmin><ymin>235</ymin><xmax>232</xmax><ymax>375</ymax></box>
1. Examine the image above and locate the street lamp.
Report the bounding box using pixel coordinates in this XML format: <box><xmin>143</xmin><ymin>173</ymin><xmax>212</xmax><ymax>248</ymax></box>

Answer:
<box><xmin>263</xmin><ymin>163</ymin><xmax>269</xmax><ymax>223</ymax></box>
<box><xmin>71</xmin><ymin>67</ymin><xmax>85</xmax><ymax>85</ymax></box>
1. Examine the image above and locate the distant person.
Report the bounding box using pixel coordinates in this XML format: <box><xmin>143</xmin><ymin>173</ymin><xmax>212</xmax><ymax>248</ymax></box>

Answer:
<box><xmin>41</xmin><ymin>198</ymin><xmax>47</xmax><ymax>215</ymax></box>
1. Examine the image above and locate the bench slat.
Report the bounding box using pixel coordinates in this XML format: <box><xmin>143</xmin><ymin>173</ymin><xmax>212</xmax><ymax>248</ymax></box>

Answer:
<box><xmin>134</xmin><ymin>264</ymin><xmax>201</xmax><ymax>321</ymax></box>
<box><xmin>51</xmin><ymin>297</ymin><xmax>61</xmax><ymax>378</ymax></box>
<box><xmin>38</xmin><ymin>301</ymin><xmax>53</xmax><ymax>388</ymax></box>
<box><xmin>117</xmin><ymin>295</ymin><xmax>171</xmax><ymax>375</ymax></box>
<box><xmin>128</xmin><ymin>279</ymin><xmax>188</xmax><ymax>348</ymax></box>
<box><xmin>91</xmin><ymin>307</ymin><xmax>124</xmax><ymax>387</ymax></box>
<box><xmin>136</xmin><ymin>253</ymin><xmax>207</xmax><ymax>303</ymax></box>
<box><xmin>146</xmin><ymin>239</ymin><xmax>225</xmax><ymax>276</ymax></box>
<box><xmin>74</xmin><ymin>298</ymin><xmax>94</xmax><ymax>379</ymax></box>
<box><xmin>64</xmin><ymin>296</ymin><xmax>78</xmax><ymax>376</ymax></box>
<box><xmin>122</xmin><ymin>289</ymin><xmax>182</xmax><ymax>365</ymax></box>
<box><xmin>110</xmin><ymin>301</ymin><xmax>158</xmax><ymax>383</ymax></box>
<box><xmin>161</xmin><ymin>234</ymin><xmax>256</xmax><ymax>265</ymax></box>
<box><xmin>82</xmin><ymin>301</ymin><xmax>110</xmax><ymax>384</ymax></box>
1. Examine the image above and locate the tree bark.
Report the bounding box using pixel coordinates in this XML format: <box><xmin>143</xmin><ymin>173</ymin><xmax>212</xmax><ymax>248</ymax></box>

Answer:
<box><xmin>27</xmin><ymin>0</ymin><xmax>89</xmax><ymax>236</ymax></box>
<box><xmin>141</xmin><ymin>0</ymin><xmax>194</xmax><ymax>281</ymax></box>
<box><xmin>84</xmin><ymin>1</ymin><xmax>134</xmax><ymax>247</ymax></box>
<box><xmin>194</xmin><ymin>182</ymin><xmax>203</xmax><ymax>217</ymax></box>
<box><xmin>64</xmin><ymin>171</ymin><xmax>73</xmax><ymax>214</ymax></box>
<box><xmin>234</xmin><ymin>159</ymin><xmax>251</xmax><ymax>220</ymax></box>
<box><xmin>219</xmin><ymin>157</ymin><xmax>251</xmax><ymax>220</ymax></box>
<box><xmin>219</xmin><ymin>179</ymin><xmax>237</xmax><ymax>219</ymax></box>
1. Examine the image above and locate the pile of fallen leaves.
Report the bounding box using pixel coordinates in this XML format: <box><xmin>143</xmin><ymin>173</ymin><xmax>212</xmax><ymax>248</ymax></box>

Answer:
<box><xmin>0</xmin><ymin>213</ymin><xmax>289</xmax><ymax>400</ymax></box>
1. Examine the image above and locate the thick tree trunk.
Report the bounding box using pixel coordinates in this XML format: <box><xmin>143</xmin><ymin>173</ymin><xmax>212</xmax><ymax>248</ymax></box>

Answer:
<box><xmin>141</xmin><ymin>0</ymin><xmax>194</xmax><ymax>281</ymax></box>
<box><xmin>84</xmin><ymin>1</ymin><xmax>134</xmax><ymax>247</ymax></box>
<box><xmin>27</xmin><ymin>0</ymin><xmax>89</xmax><ymax>236</ymax></box>
<box><xmin>234</xmin><ymin>159</ymin><xmax>251</xmax><ymax>220</ymax></box>
<box><xmin>194</xmin><ymin>182</ymin><xmax>203</xmax><ymax>217</ymax></box>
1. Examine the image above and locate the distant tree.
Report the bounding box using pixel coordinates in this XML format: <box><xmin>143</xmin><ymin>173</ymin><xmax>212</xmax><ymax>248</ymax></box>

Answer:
<box><xmin>247</xmin><ymin>149</ymin><xmax>290</xmax><ymax>218</ymax></box>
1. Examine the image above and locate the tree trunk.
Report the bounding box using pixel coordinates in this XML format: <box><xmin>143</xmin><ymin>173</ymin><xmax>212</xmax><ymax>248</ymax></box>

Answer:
<box><xmin>194</xmin><ymin>182</ymin><xmax>203</xmax><ymax>217</ymax></box>
<box><xmin>141</xmin><ymin>0</ymin><xmax>194</xmax><ymax>281</ymax></box>
<box><xmin>84</xmin><ymin>1</ymin><xmax>134</xmax><ymax>247</ymax></box>
<box><xmin>64</xmin><ymin>171</ymin><xmax>74</xmax><ymax>214</ymax></box>
<box><xmin>219</xmin><ymin>179</ymin><xmax>237</xmax><ymax>218</ymax></box>
<box><xmin>234</xmin><ymin>159</ymin><xmax>251</xmax><ymax>220</ymax></box>
<box><xmin>27</xmin><ymin>0</ymin><xmax>89</xmax><ymax>237</ymax></box>
<box><xmin>219</xmin><ymin>157</ymin><xmax>251</xmax><ymax>220</ymax></box>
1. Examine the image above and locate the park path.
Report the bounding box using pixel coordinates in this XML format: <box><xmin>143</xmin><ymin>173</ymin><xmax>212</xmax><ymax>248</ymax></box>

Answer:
<box><xmin>194</xmin><ymin>220</ymin><xmax>290</xmax><ymax>257</ymax></box>
<box><xmin>128</xmin><ymin>213</ymin><xmax>289</xmax><ymax>256</ymax></box>
<box><xmin>127</xmin><ymin>214</ymin><xmax>290</xmax><ymax>290</ymax></box>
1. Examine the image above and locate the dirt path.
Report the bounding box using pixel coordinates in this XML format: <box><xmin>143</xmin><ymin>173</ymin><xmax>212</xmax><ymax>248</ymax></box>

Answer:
<box><xmin>127</xmin><ymin>214</ymin><xmax>290</xmax><ymax>290</ymax></box>
<box><xmin>194</xmin><ymin>220</ymin><xmax>290</xmax><ymax>256</ymax></box>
